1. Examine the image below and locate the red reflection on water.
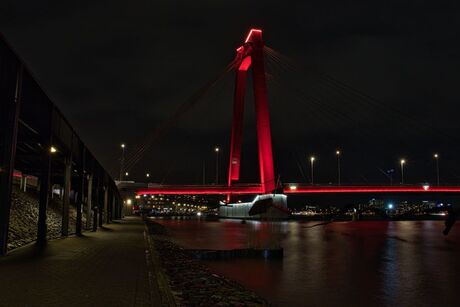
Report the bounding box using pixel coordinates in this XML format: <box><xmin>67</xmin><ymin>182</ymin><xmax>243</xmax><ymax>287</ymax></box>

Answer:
<box><xmin>154</xmin><ymin>218</ymin><xmax>460</xmax><ymax>306</ymax></box>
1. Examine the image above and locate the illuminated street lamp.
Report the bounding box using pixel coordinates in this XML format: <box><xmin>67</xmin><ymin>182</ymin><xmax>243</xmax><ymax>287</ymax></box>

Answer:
<box><xmin>120</xmin><ymin>143</ymin><xmax>126</xmax><ymax>181</ymax></box>
<box><xmin>125</xmin><ymin>171</ymin><xmax>129</xmax><ymax>177</ymax></box>
<box><xmin>336</xmin><ymin>150</ymin><xmax>341</xmax><ymax>186</ymax></box>
<box><xmin>50</xmin><ymin>146</ymin><xmax>57</xmax><ymax>153</ymax></box>
<box><xmin>215</xmin><ymin>146</ymin><xmax>220</xmax><ymax>184</ymax></box>
<box><xmin>310</xmin><ymin>156</ymin><xmax>315</xmax><ymax>185</ymax></box>
<box><xmin>400</xmin><ymin>159</ymin><xmax>406</xmax><ymax>184</ymax></box>
<box><xmin>434</xmin><ymin>153</ymin><xmax>440</xmax><ymax>186</ymax></box>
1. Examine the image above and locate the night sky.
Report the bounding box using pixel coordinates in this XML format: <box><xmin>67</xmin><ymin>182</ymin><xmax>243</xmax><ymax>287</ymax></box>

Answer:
<box><xmin>1</xmin><ymin>1</ymin><xmax>460</xmax><ymax>186</ymax></box>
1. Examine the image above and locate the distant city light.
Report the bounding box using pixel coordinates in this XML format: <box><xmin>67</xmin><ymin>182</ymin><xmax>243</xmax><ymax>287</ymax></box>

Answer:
<box><xmin>197</xmin><ymin>212</ymin><xmax>202</xmax><ymax>216</ymax></box>
<box><xmin>126</xmin><ymin>199</ymin><xmax>132</xmax><ymax>205</ymax></box>
<box><xmin>388</xmin><ymin>203</ymin><xmax>394</xmax><ymax>209</ymax></box>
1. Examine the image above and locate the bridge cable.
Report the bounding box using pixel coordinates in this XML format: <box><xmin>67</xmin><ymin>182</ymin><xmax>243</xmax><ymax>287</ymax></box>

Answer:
<box><xmin>119</xmin><ymin>59</ymin><xmax>238</xmax><ymax>175</ymax></box>
<box><xmin>264</xmin><ymin>46</ymin><xmax>459</xmax><ymax>142</ymax></box>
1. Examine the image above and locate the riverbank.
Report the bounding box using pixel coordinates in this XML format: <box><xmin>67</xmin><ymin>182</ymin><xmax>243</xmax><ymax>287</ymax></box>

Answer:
<box><xmin>145</xmin><ymin>221</ymin><xmax>269</xmax><ymax>306</ymax></box>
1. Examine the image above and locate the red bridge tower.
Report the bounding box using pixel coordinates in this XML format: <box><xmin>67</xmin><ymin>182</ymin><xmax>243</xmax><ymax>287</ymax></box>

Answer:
<box><xmin>228</xmin><ymin>29</ymin><xmax>276</xmax><ymax>194</ymax></box>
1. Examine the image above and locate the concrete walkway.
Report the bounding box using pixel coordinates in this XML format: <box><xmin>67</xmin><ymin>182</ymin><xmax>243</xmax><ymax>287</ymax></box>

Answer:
<box><xmin>0</xmin><ymin>216</ymin><xmax>159</xmax><ymax>306</ymax></box>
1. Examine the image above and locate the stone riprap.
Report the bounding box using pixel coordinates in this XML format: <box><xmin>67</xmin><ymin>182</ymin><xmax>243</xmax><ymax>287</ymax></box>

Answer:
<box><xmin>7</xmin><ymin>187</ymin><xmax>86</xmax><ymax>250</ymax></box>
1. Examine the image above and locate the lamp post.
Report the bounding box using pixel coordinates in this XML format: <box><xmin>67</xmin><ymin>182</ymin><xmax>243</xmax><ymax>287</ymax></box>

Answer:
<box><xmin>215</xmin><ymin>146</ymin><xmax>220</xmax><ymax>184</ymax></box>
<box><xmin>400</xmin><ymin>159</ymin><xmax>406</xmax><ymax>184</ymax></box>
<box><xmin>146</xmin><ymin>173</ymin><xmax>150</xmax><ymax>183</ymax></box>
<box><xmin>336</xmin><ymin>150</ymin><xmax>341</xmax><ymax>186</ymax></box>
<box><xmin>202</xmin><ymin>160</ymin><xmax>206</xmax><ymax>185</ymax></box>
<box><xmin>434</xmin><ymin>153</ymin><xmax>440</xmax><ymax>186</ymax></box>
<box><xmin>310</xmin><ymin>156</ymin><xmax>315</xmax><ymax>185</ymax></box>
<box><xmin>119</xmin><ymin>143</ymin><xmax>126</xmax><ymax>181</ymax></box>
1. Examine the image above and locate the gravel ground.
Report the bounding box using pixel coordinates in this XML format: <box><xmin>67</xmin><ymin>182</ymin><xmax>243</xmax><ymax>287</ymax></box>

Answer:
<box><xmin>147</xmin><ymin>221</ymin><xmax>269</xmax><ymax>306</ymax></box>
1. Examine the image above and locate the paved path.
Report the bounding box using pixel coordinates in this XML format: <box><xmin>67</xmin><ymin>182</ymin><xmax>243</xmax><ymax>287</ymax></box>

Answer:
<box><xmin>0</xmin><ymin>216</ymin><xmax>159</xmax><ymax>306</ymax></box>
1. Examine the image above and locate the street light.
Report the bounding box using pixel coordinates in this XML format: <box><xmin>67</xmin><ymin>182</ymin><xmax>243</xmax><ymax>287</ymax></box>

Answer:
<box><xmin>125</xmin><ymin>171</ymin><xmax>129</xmax><ymax>177</ymax></box>
<box><xmin>336</xmin><ymin>150</ymin><xmax>341</xmax><ymax>186</ymax></box>
<box><xmin>214</xmin><ymin>146</ymin><xmax>220</xmax><ymax>184</ymax></box>
<box><xmin>310</xmin><ymin>156</ymin><xmax>315</xmax><ymax>185</ymax></box>
<box><xmin>400</xmin><ymin>159</ymin><xmax>406</xmax><ymax>184</ymax></box>
<box><xmin>146</xmin><ymin>173</ymin><xmax>150</xmax><ymax>181</ymax></box>
<box><xmin>434</xmin><ymin>153</ymin><xmax>440</xmax><ymax>186</ymax></box>
<box><xmin>50</xmin><ymin>146</ymin><xmax>57</xmax><ymax>153</ymax></box>
<box><xmin>120</xmin><ymin>143</ymin><xmax>126</xmax><ymax>181</ymax></box>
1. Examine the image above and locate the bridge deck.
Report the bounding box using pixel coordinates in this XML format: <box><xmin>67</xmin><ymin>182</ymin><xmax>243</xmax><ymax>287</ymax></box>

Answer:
<box><xmin>137</xmin><ymin>184</ymin><xmax>460</xmax><ymax>195</ymax></box>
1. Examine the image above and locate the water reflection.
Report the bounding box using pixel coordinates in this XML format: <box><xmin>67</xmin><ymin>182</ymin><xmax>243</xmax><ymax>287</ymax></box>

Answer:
<box><xmin>153</xmin><ymin>218</ymin><xmax>460</xmax><ymax>306</ymax></box>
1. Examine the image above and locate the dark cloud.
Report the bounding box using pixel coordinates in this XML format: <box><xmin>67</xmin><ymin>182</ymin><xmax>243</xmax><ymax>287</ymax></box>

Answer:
<box><xmin>1</xmin><ymin>0</ymin><xmax>459</xmax><ymax>185</ymax></box>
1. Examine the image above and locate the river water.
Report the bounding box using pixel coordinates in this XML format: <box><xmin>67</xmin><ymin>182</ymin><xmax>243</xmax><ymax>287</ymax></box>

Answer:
<box><xmin>152</xmin><ymin>218</ymin><xmax>460</xmax><ymax>306</ymax></box>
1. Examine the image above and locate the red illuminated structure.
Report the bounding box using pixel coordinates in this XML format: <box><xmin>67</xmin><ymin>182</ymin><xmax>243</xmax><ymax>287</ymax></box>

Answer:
<box><xmin>284</xmin><ymin>185</ymin><xmax>460</xmax><ymax>194</ymax></box>
<box><xmin>138</xmin><ymin>29</ymin><xmax>275</xmax><ymax>197</ymax></box>
<box><xmin>136</xmin><ymin>29</ymin><xmax>460</xmax><ymax>198</ymax></box>
<box><xmin>136</xmin><ymin>184</ymin><xmax>460</xmax><ymax>196</ymax></box>
<box><xmin>228</xmin><ymin>29</ymin><xmax>275</xmax><ymax>194</ymax></box>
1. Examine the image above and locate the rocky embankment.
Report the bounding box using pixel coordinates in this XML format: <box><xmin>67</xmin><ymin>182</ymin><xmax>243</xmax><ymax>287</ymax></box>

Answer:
<box><xmin>8</xmin><ymin>187</ymin><xmax>84</xmax><ymax>250</ymax></box>
<box><xmin>146</xmin><ymin>221</ymin><xmax>269</xmax><ymax>306</ymax></box>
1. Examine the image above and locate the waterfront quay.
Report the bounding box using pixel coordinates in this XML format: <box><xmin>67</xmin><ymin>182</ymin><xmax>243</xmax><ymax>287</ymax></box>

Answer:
<box><xmin>0</xmin><ymin>217</ymin><xmax>159</xmax><ymax>306</ymax></box>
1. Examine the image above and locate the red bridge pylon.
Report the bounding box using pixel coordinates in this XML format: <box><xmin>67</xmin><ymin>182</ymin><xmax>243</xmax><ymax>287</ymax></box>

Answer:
<box><xmin>228</xmin><ymin>29</ymin><xmax>276</xmax><ymax>195</ymax></box>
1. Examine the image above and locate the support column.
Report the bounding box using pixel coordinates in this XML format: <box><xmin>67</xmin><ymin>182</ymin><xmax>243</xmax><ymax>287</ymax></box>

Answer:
<box><xmin>37</xmin><ymin>147</ymin><xmax>52</xmax><ymax>245</ymax></box>
<box><xmin>61</xmin><ymin>155</ymin><xmax>71</xmax><ymax>236</ymax></box>
<box><xmin>111</xmin><ymin>194</ymin><xmax>115</xmax><ymax>222</ymax></box>
<box><xmin>115</xmin><ymin>198</ymin><xmax>120</xmax><ymax>219</ymax></box>
<box><xmin>92</xmin><ymin>176</ymin><xmax>98</xmax><ymax>231</ymax></box>
<box><xmin>0</xmin><ymin>47</ymin><xmax>22</xmax><ymax>256</ymax></box>
<box><xmin>248</xmin><ymin>31</ymin><xmax>276</xmax><ymax>193</ymax></box>
<box><xmin>228</xmin><ymin>56</ymin><xmax>251</xmax><ymax>186</ymax></box>
<box><xmin>86</xmin><ymin>174</ymin><xmax>92</xmax><ymax>230</ymax></box>
<box><xmin>97</xmin><ymin>180</ymin><xmax>103</xmax><ymax>227</ymax></box>
<box><xmin>103</xmin><ymin>184</ymin><xmax>108</xmax><ymax>225</ymax></box>
<box><xmin>76</xmin><ymin>148</ymin><xmax>85</xmax><ymax>235</ymax></box>
<box><xmin>99</xmin><ymin>184</ymin><xmax>107</xmax><ymax>227</ymax></box>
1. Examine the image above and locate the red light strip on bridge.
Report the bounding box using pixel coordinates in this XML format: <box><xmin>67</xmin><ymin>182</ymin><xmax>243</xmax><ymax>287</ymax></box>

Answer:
<box><xmin>136</xmin><ymin>185</ymin><xmax>460</xmax><ymax>196</ymax></box>
<box><xmin>283</xmin><ymin>186</ymin><xmax>460</xmax><ymax>194</ymax></box>
<box><xmin>137</xmin><ymin>185</ymin><xmax>263</xmax><ymax>196</ymax></box>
